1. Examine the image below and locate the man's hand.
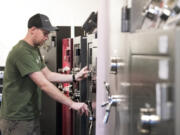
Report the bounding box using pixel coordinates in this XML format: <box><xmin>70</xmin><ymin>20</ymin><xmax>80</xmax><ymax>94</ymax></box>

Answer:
<box><xmin>70</xmin><ymin>102</ymin><xmax>89</xmax><ymax>115</ymax></box>
<box><xmin>75</xmin><ymin>66</ymin><xmax>89</xmax><ymax>81</ymax></box>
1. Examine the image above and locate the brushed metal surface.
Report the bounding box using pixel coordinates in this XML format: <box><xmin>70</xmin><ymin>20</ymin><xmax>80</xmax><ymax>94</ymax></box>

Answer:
<box><xmin>128</xmin><ymin>27</ymin><xmax>180</xmax><ymax>135</ymax></box>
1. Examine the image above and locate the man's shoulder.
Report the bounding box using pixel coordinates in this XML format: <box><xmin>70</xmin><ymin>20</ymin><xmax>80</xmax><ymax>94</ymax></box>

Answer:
<box><xmin>12</xmin><ymin>41</ymin><xmax>32</xmax><ymax>55</ymax></box>
<box><xmin>8</xmin><ymin>41</ymin><xmax>33</xmax><ymax>62</ymax></box>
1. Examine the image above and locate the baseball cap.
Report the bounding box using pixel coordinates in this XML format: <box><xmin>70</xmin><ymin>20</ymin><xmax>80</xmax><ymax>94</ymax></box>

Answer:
<box><xmin>28</xmin><ymin>13</ymin><xmax>56</xmax><ymax>32</ymax></box>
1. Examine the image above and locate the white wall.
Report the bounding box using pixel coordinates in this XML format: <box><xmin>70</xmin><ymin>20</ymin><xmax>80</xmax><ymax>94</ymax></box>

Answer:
<box><xmin>0</xmin><ymin>0</ymin><xmax>98</xmax><ymax>66</ymax></box>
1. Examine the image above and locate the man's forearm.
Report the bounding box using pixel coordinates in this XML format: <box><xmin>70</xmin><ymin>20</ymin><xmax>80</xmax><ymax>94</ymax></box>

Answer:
<box><xmin>46</xmin><ymin>72</ymin><xmax>73</xmax><ymax>82</ymax></box>
<box><xmin>42</xmin><ymin>66</ymin><xmax>88</xmax><ymax>83</ymax></box>
<box><xmin>42</xmin><ymin>67</ymin><xmax>74</xmax><ymax>82</ymax></box>
<box><xmin>41</xmin><ymin>78</ymin><xmax>74</xmax><ymax>107</ymax></box>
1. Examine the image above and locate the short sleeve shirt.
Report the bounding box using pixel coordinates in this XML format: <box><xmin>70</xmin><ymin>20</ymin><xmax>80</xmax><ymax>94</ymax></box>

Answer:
<box><xmin>0</xmin><ymin>40</ymin><xmax>46</xmax><ymax>120</ymax></box>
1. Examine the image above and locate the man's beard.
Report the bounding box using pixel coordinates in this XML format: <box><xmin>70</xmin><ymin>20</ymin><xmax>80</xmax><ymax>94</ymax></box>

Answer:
<box><xmin>34</xmin><ymin>40</ymin><xmax>44</xmax><ymax>47</ymax></box>
<box><xmin>34</xmin><ymin>43</ymin><xmax>41</xmax><ymax>47</ymax></box>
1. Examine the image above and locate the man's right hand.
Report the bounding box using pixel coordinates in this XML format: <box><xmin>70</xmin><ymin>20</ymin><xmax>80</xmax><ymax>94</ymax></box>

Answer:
<box><xmin>70</xmin><ymin>102</ymin><xmax>89</xmax><ymax>116</ymax></box>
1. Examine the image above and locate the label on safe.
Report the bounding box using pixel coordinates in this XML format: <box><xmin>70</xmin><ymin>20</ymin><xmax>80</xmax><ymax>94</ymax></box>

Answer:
<box><xmin>158</xmin><ymin>35</ymin><xmax>168</xmax><ymax>54</ymax></box>
<box><xmin>158</xmin><ymin>59</ymin><xmax>169</xmax><ymax>80</ymax></box>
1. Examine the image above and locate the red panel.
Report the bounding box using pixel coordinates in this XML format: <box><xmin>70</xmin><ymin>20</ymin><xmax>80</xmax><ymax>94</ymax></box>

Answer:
<box><xmin>62</xmin><ymin>38</ymin><xmax>73</xmax><ymax>135</ymax></box>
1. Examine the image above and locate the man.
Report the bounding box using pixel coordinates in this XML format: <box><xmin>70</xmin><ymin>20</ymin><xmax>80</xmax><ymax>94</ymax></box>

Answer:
<box><xmin>0</xmin><ymin>13</ymin><xmax>89</xmax><ymax>135</ymax></box>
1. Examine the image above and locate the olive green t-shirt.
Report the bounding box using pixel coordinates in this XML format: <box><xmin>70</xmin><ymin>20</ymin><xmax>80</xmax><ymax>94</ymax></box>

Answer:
<box><xmin>0</xmin><ymin>40</ymin><xmax>46</xmax><ymax>120</ymax></box>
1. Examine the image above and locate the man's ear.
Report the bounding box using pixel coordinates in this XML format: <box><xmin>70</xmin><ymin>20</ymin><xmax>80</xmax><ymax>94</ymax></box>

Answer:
<box><xmin>30</xmin><ymin>26</ymin><xmax>37</xmax><ymax>31</ymax></box>
<box><xmin>29</xmin><ymin>26</ymin><xmax>37</xmax><ymax>35</ymax></box>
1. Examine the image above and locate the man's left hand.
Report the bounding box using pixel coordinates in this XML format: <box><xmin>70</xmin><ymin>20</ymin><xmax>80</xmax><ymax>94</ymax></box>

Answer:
<box><xmin>75</xmin><ymin>66</ymin><xmax>89</xmax><ymax>81</ymax></box>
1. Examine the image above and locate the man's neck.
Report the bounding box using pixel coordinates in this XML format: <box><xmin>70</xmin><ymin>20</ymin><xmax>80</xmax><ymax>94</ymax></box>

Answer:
<box><xmin>23</xmin><ymin>35</ymin><xmax>34</xmax><ymax>47</ymax></box>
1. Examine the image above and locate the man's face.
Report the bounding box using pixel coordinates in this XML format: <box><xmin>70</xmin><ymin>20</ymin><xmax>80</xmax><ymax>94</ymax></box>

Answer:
<box><xmin>33</xmin><ymin>28</ymin><xmax>50</xmax><ymax>46</ymax></box>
